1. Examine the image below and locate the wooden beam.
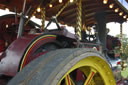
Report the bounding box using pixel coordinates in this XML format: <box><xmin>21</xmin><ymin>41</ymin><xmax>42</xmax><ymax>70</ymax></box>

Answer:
<box><xmin>86</xmin><ymin>20</ymin><xmax>95</xmax><ymax>26</ymax></box>
<box><xmin>85</xmin><ymin>17</ymin><xmax>94</xmax><ymax>23</ymax></box>
<box><xmin>85</xmin><ymin>12</ymin><xmax>95</xmax><ymax>18</ymax></box>
<box><xmin>47</xmin><ymin>3</ymin><xmax>63</xmax><ymax>13</ymax></box>
<box><xmin>61</xmin><ymin>8</ymin><xmax>76</xmax><ymax>16</ymax></box>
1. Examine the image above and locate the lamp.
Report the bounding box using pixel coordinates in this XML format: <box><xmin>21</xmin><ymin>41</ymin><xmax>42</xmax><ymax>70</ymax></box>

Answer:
<box><xmin>59</xmin><ymin>0</ymin><xmax>63</xmax><ymax>3</ymax></box>
<box><xmin>109</xmin><ymin>3</ymin><xmax>114</xmax><ymax>8</ymax></box>
<box><xmin>70</xmin><ymin>0</ymin><xmax>74</xmax><ymax>3</ymax></box>
<box><xmin>49</xmin><ymin>4</ymin><xmax>53</xmax><ymax>8</ymax></box>
<box><xmin>123</xmin><ymin>15</ymin><xmax>127</xmax><ymax>19</ymax></box>
<box><xmin>37</xmin><ymin>7</ymin><xmax>41</xmax><ymax>12</ymax></box>
<box><xmin>115</xmin><ymin>8</ymin><xmax>119</xmax><ymax>13</ymax></box>
<box><xmin>103</xmin><ymin>0</ymin><xmax>108</xmax><ymax>4</ymax></box>
<box><xmin>119</xmin><ymin>12</ymin><xmax>123</xmax><ymax>16</ymax></box>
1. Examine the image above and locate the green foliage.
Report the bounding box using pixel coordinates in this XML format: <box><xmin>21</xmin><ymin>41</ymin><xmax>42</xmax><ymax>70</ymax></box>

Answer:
<box><xmin>116</xmin><ymin>34</ymin><xmax>128</xmax><ymax>59</ymax></box>
<box><xmin>121</xmin><ymin>67</ymin><xmax>128</xmax><ymax>78</ymax></box>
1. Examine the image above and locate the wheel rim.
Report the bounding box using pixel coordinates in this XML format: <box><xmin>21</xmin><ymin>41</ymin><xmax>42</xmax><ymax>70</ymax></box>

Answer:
<box><xmin>56</xmin><ymin>56</ymin><xmax>115</xmax><ymax>85</ymax></box>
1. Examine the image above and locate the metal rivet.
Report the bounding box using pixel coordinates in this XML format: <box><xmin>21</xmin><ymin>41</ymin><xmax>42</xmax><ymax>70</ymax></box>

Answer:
<box><xmin>103</xmin><ymin>66</ymin><xmax>106</xmax><ymax>68</ymax></box>
<box><xmin>110</xmin><ymin>80</ymin><xmax>113</xmax><ymax>82</ymax></box>
<box><xmin>107</xmin><ymin>72</ymin><xmax>110</xmax><ymax>74</ymax></box>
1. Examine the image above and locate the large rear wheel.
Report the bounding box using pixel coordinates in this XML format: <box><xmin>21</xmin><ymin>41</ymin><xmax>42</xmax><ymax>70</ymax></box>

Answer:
<box><xmin>8</xmin><ymin>48</ymin><xmax>116</xmax><ymax>85</ymax></box>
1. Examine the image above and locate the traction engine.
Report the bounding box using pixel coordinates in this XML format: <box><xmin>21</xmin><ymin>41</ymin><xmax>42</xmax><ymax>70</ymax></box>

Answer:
<box><xmin>0</xmin><ymin>0</ymin><xmax>125</xmax><ymax>85</ymax></box>
<box><xmin>0</xmin><ymin>14</ymin><xmax>121</xmax><ymax>85</ymax></box>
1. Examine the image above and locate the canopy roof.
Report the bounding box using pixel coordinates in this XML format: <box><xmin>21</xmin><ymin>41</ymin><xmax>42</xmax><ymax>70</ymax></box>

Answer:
<box><xmin>0</xmin><ymin>0</ymin><xmax>128</xmax><ymax>26</ymax></box>
<box><xmin>126</xmin><ymin>0</ymin><xmax>128</xmax><ymax>3</ymax></box>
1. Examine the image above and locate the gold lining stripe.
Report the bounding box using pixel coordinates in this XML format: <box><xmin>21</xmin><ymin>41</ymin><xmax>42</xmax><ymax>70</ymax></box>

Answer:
<box><xmin>19</xmin><ymin>35</ymin><xmax>56</xmax><ymax>71</ymax></box>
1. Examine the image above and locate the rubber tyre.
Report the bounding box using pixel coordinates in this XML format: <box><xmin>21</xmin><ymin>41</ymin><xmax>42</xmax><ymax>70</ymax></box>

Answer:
<box><xmin>8</xmin><ymin>48</ymin><xmax>116</xmax><ymax>85</ymax></box>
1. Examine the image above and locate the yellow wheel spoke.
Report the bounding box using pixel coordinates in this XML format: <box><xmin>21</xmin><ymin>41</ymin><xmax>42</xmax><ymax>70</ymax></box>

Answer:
<box><xmin>84</xmin><ymin>68</ymin><xmax>97</xmax><ymax>85</ymax></box>
<box><xmin>65</xmin><ymin>75</ymin><xmax>75</xmax><ymax>85</ymax></box>
<box><xmin>57</xmin><ymin>83</ymin><xmax>61</xmax><ymax>85</ymax></box>
<box><xmin>58</xmin><ymin>55</ymin><xmax>116</xmax><ymax>85</ymax></box>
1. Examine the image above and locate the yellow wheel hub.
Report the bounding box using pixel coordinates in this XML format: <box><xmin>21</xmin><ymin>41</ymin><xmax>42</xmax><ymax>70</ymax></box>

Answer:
<box><xmin>58</xmin><ymin>56</ymin><xmax>116</xmax><ymax>85</ymax></box>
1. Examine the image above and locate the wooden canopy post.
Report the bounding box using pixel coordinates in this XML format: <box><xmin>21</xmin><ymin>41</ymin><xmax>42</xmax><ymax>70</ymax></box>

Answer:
<box><xmin>76</xmin><ymin>0</ymin><xmax>82</xmax><ymax>40</ymax></box>
<box><xmin>41</xmin><ymin>7</ymin><xmax>45</xmax><ymax>31</ymax></box>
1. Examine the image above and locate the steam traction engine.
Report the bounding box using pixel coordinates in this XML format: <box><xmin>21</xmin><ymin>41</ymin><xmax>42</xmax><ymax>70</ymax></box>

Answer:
<box><xmin>0</xmin><ymin>0</ymin><xmax>127</xmax><ymax>85</ymax></box>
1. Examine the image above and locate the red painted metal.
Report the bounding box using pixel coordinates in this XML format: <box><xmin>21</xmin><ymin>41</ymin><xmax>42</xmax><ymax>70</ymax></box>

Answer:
<box><xmin>0</xmin><ymin>14</ymin><xmax>40</xmax><ymax>52</ymax></box>
<box><xmin>0</xmin><ymin>40</ymin><xmax>5</xmax><ymax>53</ymax></box>
<box><xmin>0</xmin><ymin>33</ymin><xmax>57</xmax><ymax>77</ymax></box>
<box><xmin>20</xmin><ymin>35</ymin><xmax>57</xmax><ymax>70</ymax></box>
<box><xmin>0</xmin><ymin>34</ymin><xmax>37</xmax><ymax>76</ymax></box>
<box><xmin>0</xmin><ymin>14</ymin><xmax>45</xmax><ymax>77</ymax></box>
<box><xmin>106</xmin><ymin>35</ymin><xmax>121</xmax><ymax>51</ymax></box>
<box><xmin>76</xmin><ymin>70</ymin><xmax>85</xmax><ymax>82</ymax></box>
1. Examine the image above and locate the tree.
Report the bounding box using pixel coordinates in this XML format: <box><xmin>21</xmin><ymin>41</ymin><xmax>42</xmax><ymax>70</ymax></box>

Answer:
<box><xmin>116</xmin><ymin>34</ymin><xmax>128</xmax><ymax>59</ymax></box>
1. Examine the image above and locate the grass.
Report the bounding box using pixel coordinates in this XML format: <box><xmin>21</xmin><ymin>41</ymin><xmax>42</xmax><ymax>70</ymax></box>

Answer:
<box><xmin>121</xmin><ymin>66</ymin><xmax>128</xmax><ymax>78</ymax></box>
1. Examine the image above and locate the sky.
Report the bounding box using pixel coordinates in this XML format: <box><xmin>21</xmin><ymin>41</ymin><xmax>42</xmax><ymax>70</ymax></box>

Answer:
<box><xmin>107</xmin><ymin>22</ymin><xmax>128</xmax><ymax>37</ymax></box>
<box><xmin>118</xmin><ymin>0</ymin><xmax>128</xmax><ymax>9</ymax></box>
<box><xmin>0</xmin><ymin>8</ymin><xmax>128</xmax><ymax>37</ymax></box>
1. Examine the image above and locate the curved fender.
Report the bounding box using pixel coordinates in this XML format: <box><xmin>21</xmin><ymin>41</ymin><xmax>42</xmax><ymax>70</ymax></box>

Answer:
<box><xmin>0</xmin><ymin>33</ymin><xmax>57</xmax><ymax>76</ymax></box>
<box><xmin>0</xmin><ymin>34</ymin><xmax>37</xmax><ymax>76</ymax></box>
